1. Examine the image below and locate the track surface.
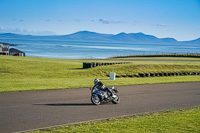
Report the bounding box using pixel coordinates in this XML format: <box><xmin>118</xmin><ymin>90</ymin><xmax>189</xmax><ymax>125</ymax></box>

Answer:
<box><xmin>0</xmin><ymin>82</ymin><xmax>200</xmax><ymax>133</ymax></box>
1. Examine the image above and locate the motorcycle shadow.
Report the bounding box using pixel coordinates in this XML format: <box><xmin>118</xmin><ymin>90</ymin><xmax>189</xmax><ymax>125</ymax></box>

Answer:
<box><xmin>33</xmin><ymin>103</ymin><xmax>93</xmax><ymax>106</ymax></box>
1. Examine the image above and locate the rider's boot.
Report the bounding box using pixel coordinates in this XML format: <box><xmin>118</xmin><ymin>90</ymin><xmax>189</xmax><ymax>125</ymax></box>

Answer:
<box><xmin>108</xmin><ymin>90</ymin><xmax>115</xmax><ymax>97</ymax></box>
<box><xmin>109</xmin><ymin>91</ymin><xmax>117</xmax><ymax>98</ymax></box>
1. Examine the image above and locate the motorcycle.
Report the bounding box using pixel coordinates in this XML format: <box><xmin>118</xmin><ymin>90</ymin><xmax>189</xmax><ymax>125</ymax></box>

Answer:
<box><xmin>90</xmin><ymin>86</ymin><xmax>120</xmax><ymax>105</ymax></box>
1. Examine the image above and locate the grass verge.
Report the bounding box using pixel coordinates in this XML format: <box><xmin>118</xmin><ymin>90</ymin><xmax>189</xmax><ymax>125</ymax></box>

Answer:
<box><xmin>1</xmin><ymin>55</ymin><xmax>200</xmax><ymax>92</ymax></box>
<box><xmin>1</xmin><ymin>76</ymin><xmax>200</xmax><ymax>92</ymax></box>
<box><xmin>30</xmin><ymin>106</ymin><xmax>200</xmax><ymax>133</ymax></box>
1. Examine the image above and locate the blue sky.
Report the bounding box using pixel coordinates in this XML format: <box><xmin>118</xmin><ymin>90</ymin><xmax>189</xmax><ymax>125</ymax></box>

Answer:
<box><xmin>0</xmin><ymin>0</ymin><xmax>200</xmax><ymax>41</ymax></box>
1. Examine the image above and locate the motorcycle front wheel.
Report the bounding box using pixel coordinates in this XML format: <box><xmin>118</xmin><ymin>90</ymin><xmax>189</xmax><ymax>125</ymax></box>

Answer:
<box><xmin>91</xmin><ymin>95</ymin><xmax>101</xmax><ymax>105</ymax></box>
<box><xmin>112</xmin><ymin>94</ymin><xmax>120</xmax><ymax>104</ymax></box>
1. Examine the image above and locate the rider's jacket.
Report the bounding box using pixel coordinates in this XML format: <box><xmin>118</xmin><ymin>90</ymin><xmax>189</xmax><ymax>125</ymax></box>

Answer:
<box><xmin>93</xmin><ymin>81</ymin><xmax>105</xmax><ymax>90</ymax></box>
<box><xmin>93</xmin><ymin>81</ymin><xmax>112</xmax><ymax>96</ymax></box>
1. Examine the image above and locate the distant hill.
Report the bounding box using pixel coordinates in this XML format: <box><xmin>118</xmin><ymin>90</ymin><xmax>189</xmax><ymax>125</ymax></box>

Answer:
<box><xmin>180</xmin><ymin>38</ymin><xmax>200</xmax><ymax>44</ymax></box>
<box><xmin>0</xmin><ymin>31</ymin><xmax>199</xmax><ymax>44</ymax></box>
<box><xmin>66</xmin><ymin>31</ymin><xmax>113</xmax><ymax>41</ymax></box>
<box><xmin>110</xmin><ymin>32</ymin><xmax>174</xmax><ymax>43</ymax></box>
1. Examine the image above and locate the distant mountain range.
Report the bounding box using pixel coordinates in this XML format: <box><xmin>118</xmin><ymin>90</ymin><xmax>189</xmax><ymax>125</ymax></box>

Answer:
<box><xmin>0</xmin><ymin>31</ymin><xmax>199</xmax><ymax>44</ymax></box>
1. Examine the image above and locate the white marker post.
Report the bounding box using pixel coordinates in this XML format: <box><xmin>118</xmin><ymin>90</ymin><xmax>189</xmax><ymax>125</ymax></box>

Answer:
<box><xmin>110</xmin><ymin>72</ymin><xmax>116</xmax><ymax>80</ymax></box>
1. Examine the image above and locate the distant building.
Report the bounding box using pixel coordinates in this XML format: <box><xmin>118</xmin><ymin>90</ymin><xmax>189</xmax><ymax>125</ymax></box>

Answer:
<box><xmin>0</xmin><ymin>43</ymin><xmax>25</xmax><ymax>57</ymax></box>
<box><xmin>0</xmin><ymin>43</ymin><xmax>9</xmax><ymax>55</ymax></box>
<box><xmin>9</xmin><ymin>48</ymin><xmax>25</xmax><ymax>57</ymax></box>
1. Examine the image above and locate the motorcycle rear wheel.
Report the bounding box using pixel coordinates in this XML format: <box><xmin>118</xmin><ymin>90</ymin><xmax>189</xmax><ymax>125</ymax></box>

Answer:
<box><xmin>91</xmin><ymin>95</ymin><xmax>101</xmax><ymax>105</ymax></box>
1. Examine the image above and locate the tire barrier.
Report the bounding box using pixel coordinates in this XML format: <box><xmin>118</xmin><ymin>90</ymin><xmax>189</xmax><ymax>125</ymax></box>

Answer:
<box><xmin>108</xmin><ymin>72</ymin><xmax>200</xmax><ymax>78</ymax></box>
<box><xmin>83</xmin><ymin>62</ymin><xmax>130</xmax><ymax>69</ymax></box>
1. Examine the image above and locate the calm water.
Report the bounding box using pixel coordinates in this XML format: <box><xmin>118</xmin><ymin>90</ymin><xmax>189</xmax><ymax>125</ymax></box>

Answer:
<box><xmin>0</xmin><ymin>38</ymin><xmax>199</xmax><ymax>59</ymax></box>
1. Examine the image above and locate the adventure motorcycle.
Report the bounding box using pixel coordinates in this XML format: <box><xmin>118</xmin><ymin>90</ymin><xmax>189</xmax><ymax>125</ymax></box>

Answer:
<box><xmin>90</xmin><ymin>86</ymin><xmax>120</xmax><ymax>105</ymax></box>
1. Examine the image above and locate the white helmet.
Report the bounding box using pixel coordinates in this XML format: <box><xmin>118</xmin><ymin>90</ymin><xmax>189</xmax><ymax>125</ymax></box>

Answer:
<box><xmin>94</xmin><ymin>78</ymin><xmax>99</xmax><ymax>84</ymax></box>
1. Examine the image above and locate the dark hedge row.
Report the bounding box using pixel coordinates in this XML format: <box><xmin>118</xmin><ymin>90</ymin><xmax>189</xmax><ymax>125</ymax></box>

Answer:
<box><xmin>112</xmin><ymin>53</ymin><xmax>200</xmax><ymax>58</ymax></box>
<box><xmin>107</xmin><ymin>72</ymin><xmax>200</xmax><ymax>78</ymax></box>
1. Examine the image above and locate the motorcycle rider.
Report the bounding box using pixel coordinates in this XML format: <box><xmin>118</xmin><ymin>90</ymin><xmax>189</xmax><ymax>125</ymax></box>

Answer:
<box><xmin>93</xmin><ymin>78</ymin><xmax>113</xmax><ymax>97</ymax></box>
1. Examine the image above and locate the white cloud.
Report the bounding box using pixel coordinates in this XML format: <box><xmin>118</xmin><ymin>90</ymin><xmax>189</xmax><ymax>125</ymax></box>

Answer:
<box><xmin>11</xmin><ymin>18</ymin><xmax>25</xmax><ymax>22</ymax></box>
<box><xmin>99</xmin><ymin>18</ymin><xmax>112</xmax><ymax>24</ymax></box>
<box><xmin>0</xmin><ymin>26</ymin><xmax>56</xmax><ymax>35</ymax></box>
<box><xmin>155</xmin><ymin>24</ymin><xmax>168</xmax><ymax>27</ymax></box>
<box><xmin>99</xmin><ymin>18</ymin><xmax>127</xmax><ymax>24</ymax></box>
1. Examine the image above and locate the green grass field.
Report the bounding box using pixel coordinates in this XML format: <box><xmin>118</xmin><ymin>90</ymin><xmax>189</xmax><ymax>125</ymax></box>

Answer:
<box><xmin>30</xmin><ymin>107</ymin><xmax>200</xmax><ymax>133</ymax></box>
<box><xmin>1</xmin><ymin>55</ymin><xmax>200</xmax><ymax>92</ymax></box>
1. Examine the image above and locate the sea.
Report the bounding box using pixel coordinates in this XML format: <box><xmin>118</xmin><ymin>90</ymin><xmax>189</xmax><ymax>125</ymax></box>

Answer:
<box><xmin>0</xmin><ymin>38</ymin><xmax>199</xmax><ymax>59</ymax></box>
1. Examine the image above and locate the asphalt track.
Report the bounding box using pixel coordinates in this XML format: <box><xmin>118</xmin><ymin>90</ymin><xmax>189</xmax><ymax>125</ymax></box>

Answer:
<box><xmin>0</xmin><ymin>82</ymin><xmax>200</xmax><ymax>133</ymax></box>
